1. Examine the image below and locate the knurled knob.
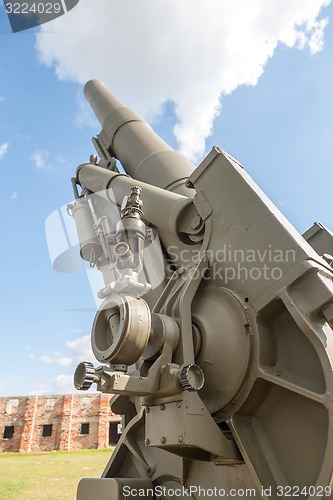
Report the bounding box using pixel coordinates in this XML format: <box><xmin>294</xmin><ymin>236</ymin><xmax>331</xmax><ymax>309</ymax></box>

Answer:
<box><xmin>179</xmin><ymin>364</ymin><xmax>204</xmax><ymax>392</ymax></box>
<box><xmin>74</xmin><ymin>361</ymin><xmax>96</xmax><ymax>391</ymax></box>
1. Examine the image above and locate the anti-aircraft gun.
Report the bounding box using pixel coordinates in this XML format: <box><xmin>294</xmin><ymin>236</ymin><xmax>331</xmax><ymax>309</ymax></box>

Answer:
<box><xmin>66</xmin><ymin>80</ymin><xmax>333</xmax><ymax>499</ymax></box>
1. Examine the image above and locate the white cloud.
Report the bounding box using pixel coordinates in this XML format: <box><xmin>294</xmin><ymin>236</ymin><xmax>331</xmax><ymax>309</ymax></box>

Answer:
<box><xmin>57</xmin><ymin>356</ymin><xmax>73</xmax><ymax>366</ymax></box>
<box><xmin>11</xmin><ymin>192</ymin><xmax>18</xmax><ymax>200</ymax></box>
<box><xmin>30</xmin><ymin>373</ymin><xmax>99</xmax><ymax>395</ymax></box>
<box><xmin>66</xmin><ymin>334</ymin><xmax>95</xmax><ymax>363</ymax></box>
<box><xmin>30</xmin><ymin>149</ymin><xmax>67</xmax><ymax>171</ymax></box>
<box><xmin>52</xmin><ymin>374</ymin><xmax>78</xmax><ymax>394</ymax></box>
<box><xmin>30</xmin><ymin>149</ymin><xmax>54</xmax><ymax>171</ymax></box>
<box><xmin>39</xmin><ymin>355</ymin><xmax>53</xmax><ymax>364</ymax></box>
<box><xmin>39</xmin><ymin>352</ymin><xmax>75</xmax><ymax>366</ymax></box>
<box><xmin>74</xmin><ymin>90</ymin><xmax>99</xmax><ymax>129</ymax></box>
<box><xmin>0</xmin><ymin>97</ymin><xmax>5</xmax><ymax>103</ymax></box>
<box><xmin>308</xmin><ymin>17</ymin><xmax>329</xmax><ymax>53</ymax></box>
<box><xmin>28</xmin><ymin>385</ymin><xmax>52</xmax><ymax>396</ymax></box>
<box><xmin>0</xmin><ymin>142</ymin><xmax>9</xmax><ymax>160</ymax></box>
<box><xmin>30</xmin><ymin>375</ymin><xmax>80</xmax><ymax>395</ymax></box>
<box><xmin>35</xmin><ymin>0</ymin><xmax>330</xmax><ymax>161</ymax></box>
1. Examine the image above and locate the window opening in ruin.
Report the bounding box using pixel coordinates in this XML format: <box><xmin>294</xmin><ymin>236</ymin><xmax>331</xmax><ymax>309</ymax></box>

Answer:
<box><xmin>80</xmin><ymin>423</ymin><xmax>90</xmax><ymax>435</ymax></box>
<box><xmin>3</xmin><ymin>426</ymin><xmax>15</xmax><ymax>439</ymax></box>
<box><xmin>81</xmin><ymin>397</ymin><xmax>92</xmax><ymax>408</ymax></box>
<box><xmin>45</xmin><ymin>398</ymin><xmax>55</xmax><ymax>411</ymax></box>
<box><xmin>109</xmin><ymin>422</ymin><xmax>121</xmax><ymax>445</ymax></box>
<box><xmin>6</xmin><ymin>399</ymin><xmax>19</xmax><ymax>415</ymax></box>
<box><xmin>42</xmin><ymin>424</ymin><xmax>53</xmax><ymax>437</ymax></box>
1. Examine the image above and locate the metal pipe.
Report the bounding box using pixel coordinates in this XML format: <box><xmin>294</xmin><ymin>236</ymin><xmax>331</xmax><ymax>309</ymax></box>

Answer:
<box><xmin>77</xmin><ymin>163</ymin><xmax>196</xmax><ymax>241</ymax></box>
<box><xmin>84</xmin><ymin>80</ymin><xmax>195</xmax><ymax>195</ymax></box>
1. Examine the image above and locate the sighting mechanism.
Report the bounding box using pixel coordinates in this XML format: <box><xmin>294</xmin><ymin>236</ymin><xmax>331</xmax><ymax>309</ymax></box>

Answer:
<box><xmin>98</xmin><ymin>186</ymin><xmax>151</xmax><ymax>297</ymax></box>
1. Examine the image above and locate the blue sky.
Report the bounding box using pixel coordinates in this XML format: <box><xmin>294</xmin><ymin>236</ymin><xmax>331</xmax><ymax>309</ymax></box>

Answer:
<box><xmin>0</xmin><ymin>0</ymin><xmax>332</xmax><ymax>396</ymax></box>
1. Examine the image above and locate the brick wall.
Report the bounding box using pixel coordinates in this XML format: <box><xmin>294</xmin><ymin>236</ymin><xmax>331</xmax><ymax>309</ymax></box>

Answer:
<box><xmin>0</xmin><ymin>394</ymin><xmax>121</xmax><ymax>453</ymax></box>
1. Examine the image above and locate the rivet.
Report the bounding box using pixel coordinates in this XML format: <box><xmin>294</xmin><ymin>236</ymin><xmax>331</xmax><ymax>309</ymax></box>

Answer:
<box><xmin>160</xmin><ymin>404</ymin><xmax>165</xmax><ymax>410</ymax></box>
<box><xmin>160</xmin><ymin>437</ymin><xmax>166</xmax><ymax>444</ymax></box>
<box><xmin>178</xmin><ymin>435</ymin><xmax>183</xmax><ymax>443</ymax></box>
<box><xmin>145</xmin><ymin>438</ymin><xmax>150</xmax><ymax>445</ymax></box>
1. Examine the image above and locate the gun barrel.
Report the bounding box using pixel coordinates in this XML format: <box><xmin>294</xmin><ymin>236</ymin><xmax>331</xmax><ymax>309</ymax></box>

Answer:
<box><xmin>84</xmin><ymin>80</ymin><xmax>195</xmax><ymax>195</ymax></box>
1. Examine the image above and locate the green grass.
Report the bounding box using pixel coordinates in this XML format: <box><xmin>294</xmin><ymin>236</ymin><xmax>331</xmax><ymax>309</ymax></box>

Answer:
<box><xmin>0</xmin><ymin>448</ymin><xmax>113</xmax><ymax>500</ymax></box>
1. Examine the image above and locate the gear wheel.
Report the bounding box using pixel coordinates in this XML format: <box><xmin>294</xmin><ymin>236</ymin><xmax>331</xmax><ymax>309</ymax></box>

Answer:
<box><xmin>179</xmin><ymin>364</ymin><xmax>204</xmax><ymax>392</ymax></box>
<box><xmin>74</xmin><ymin>361</ymin><xmax>96</xmax><ymax>391</ymax></box>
